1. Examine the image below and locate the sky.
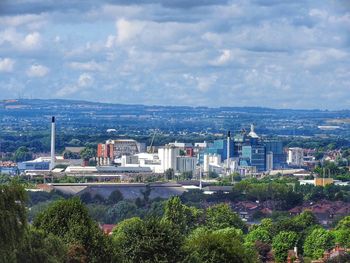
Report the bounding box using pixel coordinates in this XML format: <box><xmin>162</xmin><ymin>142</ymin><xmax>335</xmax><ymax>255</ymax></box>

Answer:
<box><xmin>0</xmin><ymin>0</ymin><xmax>349</xmax><ymax>109</ymax></box>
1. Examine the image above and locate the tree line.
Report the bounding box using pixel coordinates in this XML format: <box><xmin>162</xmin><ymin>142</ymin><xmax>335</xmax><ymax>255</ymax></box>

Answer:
<box><xmin>1</xmin><ymin>183</ymin><xmax>350</xmax><ymax>263</ymax></box>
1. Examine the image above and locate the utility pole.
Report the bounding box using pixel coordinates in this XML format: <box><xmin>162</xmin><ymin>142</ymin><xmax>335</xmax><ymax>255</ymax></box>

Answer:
<box><xmin>199</xmin><ymin>166</ymin><xmax>202</xmax><ymax>190</ymax></box>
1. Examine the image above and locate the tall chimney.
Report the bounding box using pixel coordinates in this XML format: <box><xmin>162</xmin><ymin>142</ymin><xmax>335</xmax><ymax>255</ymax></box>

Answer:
<box><xmin>50</xmin><ymin>116</ymin><xmax>55</xmax><ymax>170</ymax></box>
<box><xmin>227</xmin><ymin>131</ymin><xmax>231</xmax><ymax>169</ymax></box>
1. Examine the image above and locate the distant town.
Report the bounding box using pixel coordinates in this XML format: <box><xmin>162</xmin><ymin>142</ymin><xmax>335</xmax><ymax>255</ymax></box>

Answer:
<box><xmin>1</xmin><ymin>99</ymin><xmax>350</xmax><ymax>262</ymax></box>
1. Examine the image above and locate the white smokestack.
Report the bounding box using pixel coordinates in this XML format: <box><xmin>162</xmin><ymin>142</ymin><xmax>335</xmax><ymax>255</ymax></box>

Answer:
<box><xmin>50</xmin><ymin>116</ymin><xmax>55</xmax><ymax>170</ymax></box>
<box><xmin>227</xmin><ymin>131</ymin><xmax>231</xmax><ymax>169</ymax></box>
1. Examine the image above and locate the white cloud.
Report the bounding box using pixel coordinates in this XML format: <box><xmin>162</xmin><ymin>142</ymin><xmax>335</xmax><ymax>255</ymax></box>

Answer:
<box><xmin>26</xmin><ymin>64</ymin><xmax>49</xmax><ymax>77</ymax></box>
<box><xmin>69</xmin><ymin>61</ymin><xmax>104</xmax><ymax>71</ymax></box>
<box><xmin>0</xmin><ymin>14</ymin><xmax>47</xmax><ymax>29</ymax></box>
<box><xmin>56</xmin><ymin>73</ymin><xmax>94</xmax><ymax>97</ymax></box>
<box><xmin>212</xmin><ymin>49</ymin><xmax>232</xmax><ymax>65</ymax></box>
<box><xmin>301</xmin><ymin>48</ymin><xmax>348</xmax><ymax>68</ymax></box>
<box><xmin>22</xmin><ymin>32</ymin><xmax>41</xmax><ymax>49</ymax></box>
<box><xmin>105</xmin><ymin>35</ymin><xmax>116</xmax><ymax>48</ymax></box>
<box><xmin>0</xmin><ymin>29</ymin><xmax>42</xmax><ymax>50</ymax></box>
<box><xmin>56</xmin><ymin>85</ymin><xmax>80</xmax><ymax>97</ymax></box>
<box><xmin>195</xmin><ymin>75</ymin><xmax>217</xmax><ymax>92</ymax></box>
<box><xmin>116</xmin><ymin>18</ymin><xmax>145</xmax><ymax>43</ymax></box>
<box><xmin>0</xmin><ymin>58</ymin><xmax>15</xmax><ymax>72</ymax></box>
<box><xmin>78</xmin><ymin>73</ymin><xmax>94</xmax><ymax>87</ymax></box>
<box><xmin>1</xmin><ymin>0</ymin><xmax>349</xmax><ymax>109</ymax></box>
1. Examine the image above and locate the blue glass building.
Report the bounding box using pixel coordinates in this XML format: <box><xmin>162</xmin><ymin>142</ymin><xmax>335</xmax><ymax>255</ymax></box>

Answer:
<box><xmin>241</xmin><ymin>145</ymin><xmax>266</xmax><ymax>172</ymax></box>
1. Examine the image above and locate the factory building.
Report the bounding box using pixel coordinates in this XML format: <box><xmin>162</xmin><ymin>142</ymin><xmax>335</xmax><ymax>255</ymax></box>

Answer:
<box><xmin>287</xmin><ymin>147</ymin><xmax>304</xmax><ymax>167</ymax></box>
<box><xmin>203</xmin><ymin>153</ymin><xmax>222</xmax><ymax>173</ymax></box>
<box><xmin>97</xmin><ymin>139</ymin><xmax>145</xmax><ymax>165</ymax></box>
<box><xmin>176</xmin><ymin>156</ymin><xmax>197</xmax><ymax>174</ymax></box>
<box><xmin>158</xmin><ymin>145</ymin><xmax>180</xmax><ymax>172</ymax></box>
<box><xmin>203</xmin><ymin>139</ymin><xmax>234</xmax><ymax>162</ymax></box>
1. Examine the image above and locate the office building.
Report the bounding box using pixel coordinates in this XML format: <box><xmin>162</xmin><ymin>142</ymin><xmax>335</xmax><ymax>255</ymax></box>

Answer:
<box><xmin>264</xmin><ymin>140</ymin><xmax>286</xmax><ymax>169</ymax></box>
<box><xmin>242</xmin><ymin>145</ymin><xmax>266</xmax><ymax>172</ymax></box>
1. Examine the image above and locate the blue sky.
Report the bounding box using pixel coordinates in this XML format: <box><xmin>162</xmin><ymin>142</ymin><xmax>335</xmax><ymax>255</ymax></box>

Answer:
<box><xmin>0</xmin><ymin>0</ymin><xmax>349</xmax><ymax>109</ymax></box>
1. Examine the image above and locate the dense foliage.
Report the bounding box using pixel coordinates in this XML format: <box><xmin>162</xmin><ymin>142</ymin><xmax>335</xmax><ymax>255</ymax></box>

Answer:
<box><xmin>1</xmin><ymin>183</ymin><xmax>350</xmax><ymax>262</ymax></box>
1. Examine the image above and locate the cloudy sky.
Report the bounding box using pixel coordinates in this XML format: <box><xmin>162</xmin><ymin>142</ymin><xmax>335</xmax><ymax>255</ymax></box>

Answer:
<box><xmin>0</xmin><ymin>0</ymin><xmax>349</xmax><ymax>109</ymax></box>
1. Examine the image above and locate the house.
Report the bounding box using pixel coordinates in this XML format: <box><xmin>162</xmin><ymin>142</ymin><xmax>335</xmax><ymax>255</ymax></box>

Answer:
<box><xmin>232</xmin><ymin>201</ymin><xmax>260</xmax><ymax>221</ymax></box>
<box><xmin>288</xmin><ymin>201</ymin><xmax>350</xmax><ymax>226</ymax></box>
<box><xmin>100</xmin><ymin>224</ymin><xmax>116</xmax><ymax>235</ymax></box>
<box><xmin>311</xmin><ymin>245</ymin><xmax>350</xmax><ymax>263</ymax></box>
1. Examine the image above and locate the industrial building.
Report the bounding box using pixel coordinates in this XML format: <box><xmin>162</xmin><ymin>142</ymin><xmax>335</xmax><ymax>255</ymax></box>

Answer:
<box><xmin>97</xmin><ymin>139</ymin><xmax>146</xmax><ymax>165</ymax></box>
<box><xmin>287</xmin><ymin>147</ymin><xmax>304</xmax><ymax>167</ymax></box>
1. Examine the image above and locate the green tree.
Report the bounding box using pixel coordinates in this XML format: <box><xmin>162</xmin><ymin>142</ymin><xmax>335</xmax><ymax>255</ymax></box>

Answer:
<box><xmin>16</xmin><ymin>227</ymin><xmax>67</xmax><ymax>263</ymax></box>
<box><xmin>80</xmin><ymin>192</ymin><xmax>93</xmax><ymax>203</ymax></box>
<box><xmin>163</xmin><ymin>196</ymin><xmax>202</xmax><ymax>233</ymax></box>
<box><xmin>206</xmin><ymin>203</ymin><xmax>247</xmax><ymax>232</ymax></box>
<box><xmin>80</xmin><ymin>147</ymin><xmax>96</xmax><ymax>161</ymax></box>
<box><xmin>63</xmin><ymin>150</ymin><xmax>81</xmax><ymax>159</ymax></box>
<box><xmin>113</xmin><ymin>217</ymin><xmax>183</xmax><ymax>263</ymax></box>
<box><xmin>304</xmin><ymin>228</ymin><xmax>334</xmax><ymax>259</ymax></box>
<box><xmin>272</xmin><ymin>231</ymin><xmax>298</xmax><ymax>263</ymax></box>
<box><xmin>108</xmin><ymin>190</ymin><xmax>124</xmax><ymax>204</ymax></box>
<box><xmin>105</xmin><ymin>200</ymin><xmax>137</xmax><ymax>224</ymax></box>
<box><xmin>333</xmin><ymin>229</ymin><xmax>350</xmax><ymax>248</ymax></box>
<box><xmin>0</xmin><ymin>183</ymin><xmax>27</xmax><ymax>262</ymax></box>
<box><xmin>335</xmin><ymin>216</ymin><xmax>350</xmax><ymax>230</ymax></box>
<box><xmin>66</xmin><ymin>243</ymin><xmax>88</xmax><ymax>263</ymax></box>
<box><xmin>245</xmin><ymin>228</ymin><xmax>271</xmax><ymax>245</ymax></box>
<box><xmin>165</xmin><ymin>168</ymin><xmax>175</xmax><ymax>180</ymax></box>
<box><xmin>33</xmin><ymin>198</ymin><xmax>114</xmax><ymax>262</ymax></box>
<box><xmin>14</xmin><ymin>146</ymin><xmax>33</xmax><ymax>162</ymax></box>
<box><xmin>183</xmin><ymin>227</ymin><xmax>257</xmax><ymax>263</ymax></box>
<box><xmin>292</xmin><ymin>211</ymin><xmax>319</xmax><ymax>229</ymax></box>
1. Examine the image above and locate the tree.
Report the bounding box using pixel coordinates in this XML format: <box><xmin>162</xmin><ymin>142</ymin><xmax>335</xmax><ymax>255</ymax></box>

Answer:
<box><xmin>105</xmin><ymin>200</ymin><xmax>137</xmax><ymax>224</ymax></box>
<box><xmin>67</xmin><ymin>243</ymin><xmax>88</xmax><ymax>263</ymax></box>
<box><xmin>333</xmin><ymin>229</ymin><xmax>350</xmax><ymax>248</ymax></box>
<box><xmin>272</xmin><ymin>231</ymin><xmax>298</xmax><ymax>263</ymax></box>
<box><xmin>16</xmin><ymin>227</ymin><xmax>67</xmax><ymax>263</ymax></box>
<box><xmin>163</xmin><ymin>196</ymin><xmax>203</xmax><ymax>233</ymax></box>
<box><xmin>108</xmin><ymin>190</ymin><xmax>124</xmax><ymax>204</ymax></box>
<box><xmin>304</xmin><ymin>228</ymin><xmax>334</xmax><ymax>259</ymax></box>
<box><xmin>86</xmin><ymin>204</ymin><xmax>109</xmax><ymax>223</ymax></box>
<box><xmin>165</xmin><ymin>168</ymin><xmax>174</xmax><ymax>180</ymax></box>
<box><xmin>183</xmin><ymin>227</ymin><xmax>257</xmax><ymax>263</ymax></box>
<box><xmin>206</xmin><ymin>203</ymin><xmax>247</xmax><ymax>233</ymax></box>
<box><xmin>80</xmin><ymin>192</ymin><xmax>92</xmax><ymax>204</ymax></box>
<box><xmin>335</xmin><ymin>216</ymin><xmax>350</xmax><ymax>230</ymax></box>
<box><xmin>33</xmin><ymin>198</ymin><xmax>114</xmax><ymax>262</ymax></box>
<box><xmin>245</xmin><ymin>228</ymin><xmax>271</xmax><ymax>245</ymax></box>
<box><xmin>63</xmin><ymin>150</ymin><xmax>81</xmax><ymax>159</ymax></box>
<box><xmin>112</xmin><ymin>217</ymin><xmax>183</xmax><ymax>263</ymax></box>
<box><xmin>254</xmin><ymin>241</ymin><xmax>273</xmax><ymax>263</ymax></box>
<box><xmin>292</xmin><ymin>211</ymin><xmax>319</xmax><ymax>230</ymax></box>
<box><xmin>0</xmin><ymin>183</ymin><xmax>27</xmax><ymax>262</ymax></box>
<box><xmin>80</xmin><ymin>147</ymin><xmax>96</xmax><ymax>161</ymax></box>
<box><xmin>140</xmin><ymin>184</ymin><xmax>152</xmax><ymax>205</ymax></box>
<box><xmin>14</xmin><ymin>146</ymin><xmax>33</xmax><ymax>162</ymax></box>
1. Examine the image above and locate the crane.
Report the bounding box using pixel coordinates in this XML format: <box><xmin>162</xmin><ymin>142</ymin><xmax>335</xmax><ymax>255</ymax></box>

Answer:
<box><xmin>148</xmin><ymin>130</ymin><xmax>157</xmax><ymax>153</ymax></box>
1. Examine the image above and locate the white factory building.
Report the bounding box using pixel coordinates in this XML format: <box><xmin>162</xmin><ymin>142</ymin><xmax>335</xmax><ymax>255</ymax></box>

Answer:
<box><xmin>117</xmin><ymin>144</ymin><xmax>197</xmax><ymax>174</ymax></box>
<box><xmin>203</xmin><ymin>153</ymin><xmax>223</xmax><ymax>174</ymax></box>
<box><xmin>287</xmin><ymin>147</ymin><xmax>304</xmax><ymax>167</ymax></box>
